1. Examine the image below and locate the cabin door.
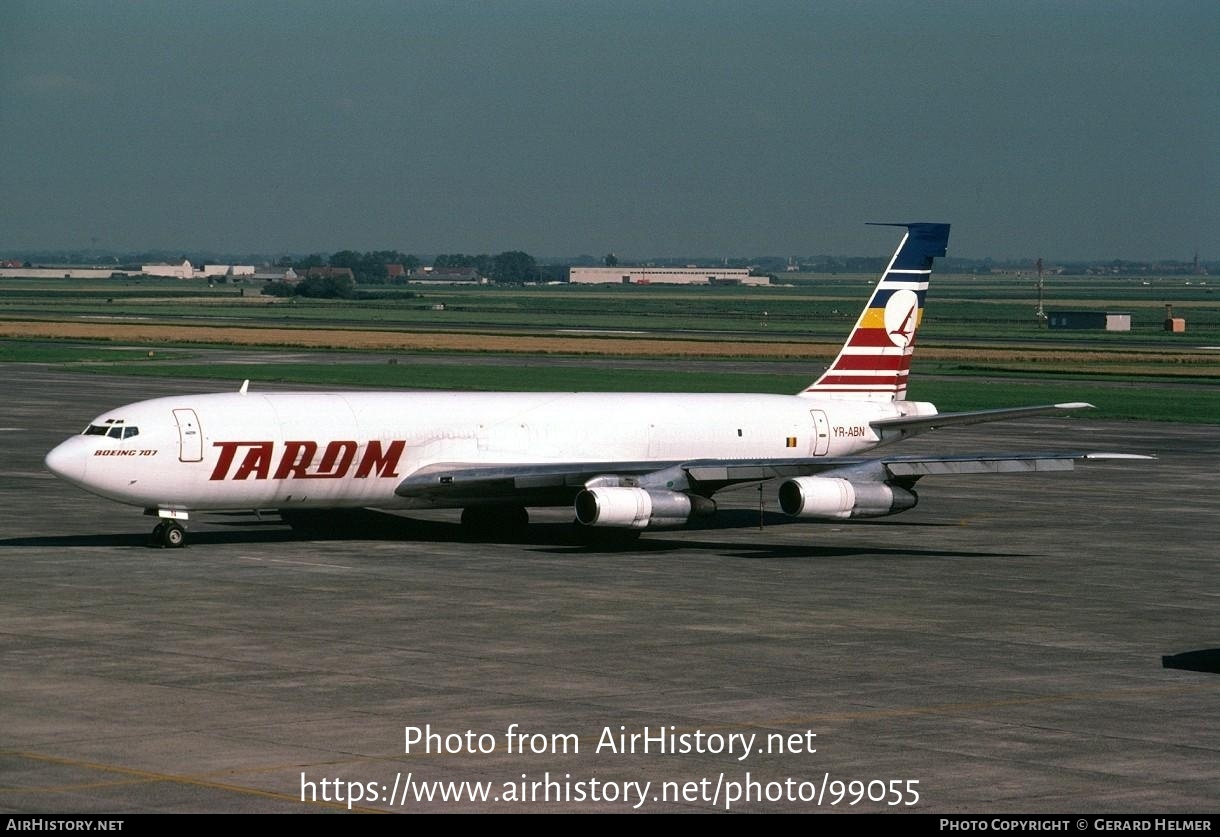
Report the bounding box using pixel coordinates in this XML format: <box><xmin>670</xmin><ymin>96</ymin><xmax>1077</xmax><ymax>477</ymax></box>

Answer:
<box><xmin>810</xmin><ymin>410</ymin><xmax>830</xmax><ymax>456</ymax></box>
<box><xmin>173</xmin><ymin>409</ymin><xmax>203</xmax><ymax>462</ymax></box>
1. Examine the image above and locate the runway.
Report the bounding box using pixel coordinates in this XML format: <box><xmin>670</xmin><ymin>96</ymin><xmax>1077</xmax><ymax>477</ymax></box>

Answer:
<box><xmin>1</xmin><ymin>365</ymin><xmax>1217</xmax><ymax>812</ymax></box>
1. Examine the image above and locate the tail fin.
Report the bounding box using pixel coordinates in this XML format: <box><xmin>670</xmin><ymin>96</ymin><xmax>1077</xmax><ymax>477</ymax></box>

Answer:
<box><xmin>800</xmin><ymin>222</ymin><xmax>950</xmax><ymax>402</ymax></box>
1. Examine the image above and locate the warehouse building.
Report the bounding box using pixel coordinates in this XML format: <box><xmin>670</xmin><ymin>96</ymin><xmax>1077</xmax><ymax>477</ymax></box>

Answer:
<box><xmin>0</xmin><ymin>267</ymin><xmax>133</xmax><ymax>279</ymax></box>
<box><xmin>568</xmin><ymin>266</ymin><xmax>768</xmax><ymax>286</ymax></box>
<box><xmin>1047</xmin><ymin>311</ymin><xmax>1131</xmax><ymax>331</ymax></box>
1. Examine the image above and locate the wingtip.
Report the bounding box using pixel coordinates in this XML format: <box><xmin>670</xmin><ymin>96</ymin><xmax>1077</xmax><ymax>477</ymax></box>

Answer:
<box><xmin>1054</xmin><ymin>401</ymin><xmax>1095</xmax><ymax>410</ymax></box>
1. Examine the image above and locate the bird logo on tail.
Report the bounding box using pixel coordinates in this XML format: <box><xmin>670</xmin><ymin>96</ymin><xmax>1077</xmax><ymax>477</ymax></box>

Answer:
<box><xmin>883</xmin><ymin>289</ymin><xmax>920</xmax><ymax>348</ymax></box>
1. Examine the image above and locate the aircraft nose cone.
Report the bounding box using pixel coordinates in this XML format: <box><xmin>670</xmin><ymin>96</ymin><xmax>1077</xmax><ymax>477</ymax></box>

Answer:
<box><xmin>45</xmin><ymin>438</ymin><xmax>89</xmax><ymax>486</ymax></box>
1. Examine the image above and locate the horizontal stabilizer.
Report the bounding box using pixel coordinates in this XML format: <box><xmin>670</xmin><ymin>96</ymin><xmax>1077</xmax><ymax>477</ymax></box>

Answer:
<box><xmin>871</xmin><ymin>402</ymin><xmax>1095</xmax><ymax>434</ymax></box>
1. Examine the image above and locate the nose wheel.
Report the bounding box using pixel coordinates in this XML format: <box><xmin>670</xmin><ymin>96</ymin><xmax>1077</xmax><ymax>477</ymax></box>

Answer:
<box><xmin>151</xmin><ymin>520</ymin><xmax>186</xmax><ymax>548</ymax></box>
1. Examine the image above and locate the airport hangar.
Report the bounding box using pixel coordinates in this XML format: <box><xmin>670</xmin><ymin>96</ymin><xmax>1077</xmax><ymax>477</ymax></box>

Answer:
<box><xmin>568</xmin><ymin>265</ymin><xmax>770</xmax><ymax>285</ymax></box>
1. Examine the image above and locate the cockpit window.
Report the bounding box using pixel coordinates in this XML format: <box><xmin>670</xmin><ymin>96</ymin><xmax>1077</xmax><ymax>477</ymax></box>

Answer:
<box><xmin>82</xmin><ymin>419</ymin><xmax>139</xmax><ymax>440</ymax></box>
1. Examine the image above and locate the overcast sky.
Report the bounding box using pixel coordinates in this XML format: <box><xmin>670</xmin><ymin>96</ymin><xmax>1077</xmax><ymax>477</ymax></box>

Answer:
<box><xmin>1</xmin><ymin>1</ymin><xmax>1216</xmax><ymax>260</ymax></box>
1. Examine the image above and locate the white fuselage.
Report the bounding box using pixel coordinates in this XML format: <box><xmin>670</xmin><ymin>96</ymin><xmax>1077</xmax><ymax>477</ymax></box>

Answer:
<box><xmin>45</xmin><ymin>390</ymin><xmax>917</xmax><ymax>513</ymax></box>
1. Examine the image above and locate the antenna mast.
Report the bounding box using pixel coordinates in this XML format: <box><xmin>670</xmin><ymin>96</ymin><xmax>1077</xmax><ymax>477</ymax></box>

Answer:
<box><xmin>1035</xmin><ymin>257</ymin><xmax>1047</xmax><ymax>326</ymax></box>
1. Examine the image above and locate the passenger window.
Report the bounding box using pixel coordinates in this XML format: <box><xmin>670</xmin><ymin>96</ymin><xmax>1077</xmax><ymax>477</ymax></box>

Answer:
<box><xmin>123</xmin><ymin>427</ymin><xmax>139</xmax><ymax>439</ymax></box>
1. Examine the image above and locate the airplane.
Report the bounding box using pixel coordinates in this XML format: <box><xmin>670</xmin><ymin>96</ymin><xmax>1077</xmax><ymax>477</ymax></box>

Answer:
<box><xmin>44</xmin><ymin>223</ymin><xmax>1147</xmax><ymax>548</ymax></box>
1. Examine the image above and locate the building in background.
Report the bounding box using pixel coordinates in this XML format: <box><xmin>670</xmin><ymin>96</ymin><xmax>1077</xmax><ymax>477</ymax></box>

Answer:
<box><xmin>568</xmin><ymin>266</ymin><xmax>768</xmax><ymax>286</ymax></box>
<box><xmin>1047</xmin><ymin>311</ymin><xmax>1131</xmax><ymax>331</ymax></box>
<box><xmin>141</xmin><ymin>260</ymin><xmax>195</xmax><ymax>279</ymax></box>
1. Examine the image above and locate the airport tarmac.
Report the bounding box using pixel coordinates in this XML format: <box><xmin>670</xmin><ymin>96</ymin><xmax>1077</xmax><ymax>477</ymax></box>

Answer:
<box><xmin>1</xmin><ymin>365</ymin><xmax>1217</xmax><ymax>813</ymax></box>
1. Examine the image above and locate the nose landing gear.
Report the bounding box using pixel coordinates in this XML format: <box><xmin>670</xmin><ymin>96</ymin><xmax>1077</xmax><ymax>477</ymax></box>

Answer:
<box><xmin>151</xmin><ymin>520</ymin><xmax>186</xmax><ymax>548</ymax></box>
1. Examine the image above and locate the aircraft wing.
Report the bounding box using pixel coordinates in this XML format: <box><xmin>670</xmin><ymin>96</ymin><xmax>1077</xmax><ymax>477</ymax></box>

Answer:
<box><xmin>876</xmin><ymin>451</ymin><xmax>1151</xmax><ymax>476</ymax></box>
<box><xmin>681</xmin><ymin>451</ymin><xmax>1150</xmax><ymax>490</ymax></box>
<box><xmin>394</xmin><ymin>450</ymin><xmax>1151</xmax><ymax>504</ymax></box>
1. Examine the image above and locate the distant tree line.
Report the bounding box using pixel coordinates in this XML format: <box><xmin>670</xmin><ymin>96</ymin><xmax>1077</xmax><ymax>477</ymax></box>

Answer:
<box><xmin>275</xmin><ymin>249</ymin><xmax>540</xmax><ymax>284</ymax></box>
<box><xmin>262</xmin><ymin>274</ymin><xmax>357</xmax><ymax>300</ymax></box>
<box><xmin>261</xmin><ymin>248</ymin><xmax>543</xmax><ymax>299</ymax></box>
<box><xmin>277</xmin><ymin>250</ymin><xmax>419</xmax><ymax>283</ymax></box>
<box><xmin>424</xmin><ymin>251</ymin><xmax>541</xmax><ymax>283</ymax></box>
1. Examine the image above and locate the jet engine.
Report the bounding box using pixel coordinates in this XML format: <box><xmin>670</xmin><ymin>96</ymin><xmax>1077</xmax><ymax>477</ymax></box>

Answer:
<box><xmin>778</xmin><ymin>477</ymin><xmax>917</xmax><ymax>519</ymax></box>
<box><xmin>574</xmin><ymin>487</ymin><xmax>714</xmax><ymax>529</ymax></box>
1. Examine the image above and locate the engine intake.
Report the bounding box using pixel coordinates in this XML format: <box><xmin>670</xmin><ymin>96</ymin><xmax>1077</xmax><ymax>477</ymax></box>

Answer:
<box><xmin>778</xmin><ymin>476</ymin><xmax>916</xmax><ymax>519</ymax></box>
<box><xmin>575</xmin><ymin>487</ymin><xmax>714</xmax><ymax>529</ymax></box>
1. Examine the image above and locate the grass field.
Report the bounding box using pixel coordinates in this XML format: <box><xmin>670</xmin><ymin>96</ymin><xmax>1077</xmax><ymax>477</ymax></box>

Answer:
<box><xmin>3</xmin><ymin>274</ymin><xmax>1218</xmax><ymax>341</ymax></box>
<box><xmin>3</xmin><ymin>274</ymin><xmax>1218</xmax><ymax>424</ymax></box>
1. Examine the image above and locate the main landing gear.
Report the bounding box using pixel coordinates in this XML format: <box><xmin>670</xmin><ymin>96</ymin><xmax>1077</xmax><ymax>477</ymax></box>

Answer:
<box><xmin>460</xmin><ymin>505</ymin><xmax>529</xmax><ymax>536</ymax></box>
<box><xmin>572</xmin><ymin>524</ymin><xmax>641</xmax><ymax>548</ymax></box>
<box><xmin>150</xmin><ymin>520</ymin><xmax>186</xmax><ymax>548</ymax></box>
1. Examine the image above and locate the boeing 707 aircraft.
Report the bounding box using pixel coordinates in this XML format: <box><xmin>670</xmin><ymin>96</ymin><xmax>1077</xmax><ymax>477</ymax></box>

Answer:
<box><xmin>45</xmin><ymin>223</ymin><xmax>1145</xmax><ymax>547</ymax></box>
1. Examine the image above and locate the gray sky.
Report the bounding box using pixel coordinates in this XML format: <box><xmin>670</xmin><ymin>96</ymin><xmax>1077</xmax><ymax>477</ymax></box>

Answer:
<box><xmin>2</xmin><ymin>0</ymin><xmax>1216</xmax><ymax>260</ymax></box>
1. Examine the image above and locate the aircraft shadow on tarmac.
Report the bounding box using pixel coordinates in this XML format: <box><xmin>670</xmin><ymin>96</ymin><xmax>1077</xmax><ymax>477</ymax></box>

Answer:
<box><xmin>0</xmin><ymin>508</ymin><xmax>1028</xmax><ymax>560</ymax></box>
<box><xmin>1162</xmin><ymin>649</ymin><xmax>1220</xmax><ymax>675</ymax></box>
